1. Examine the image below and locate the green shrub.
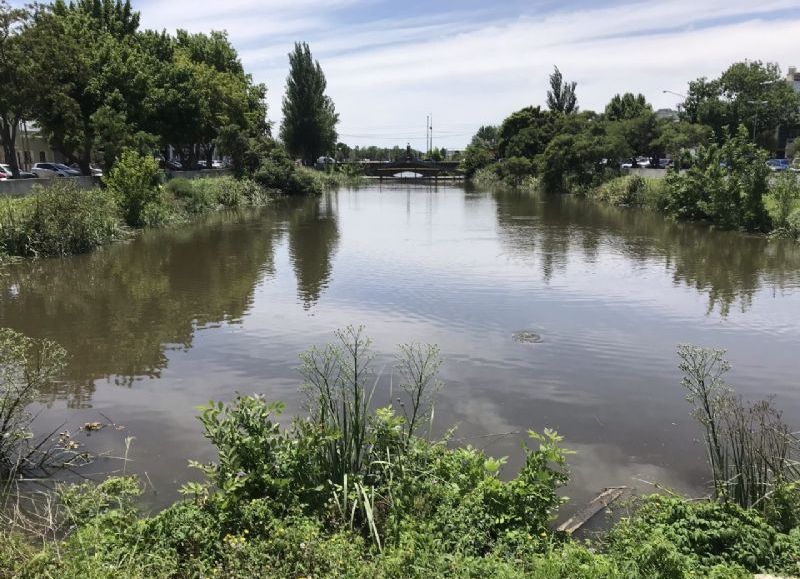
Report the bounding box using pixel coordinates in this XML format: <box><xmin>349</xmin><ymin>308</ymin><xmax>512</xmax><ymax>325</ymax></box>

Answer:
<box><xmin>104</xmin><ymin>150</ymin><xmax>169</xmax><ymax>228</ymax></box>
<box><xmin>0</xmin><ymin>328</ymin><xmax>66</xmax><ymax>476</ymax></box>
<box><xmin>606</xmin><ymin>495</ymin><xmax>800</xmax><ymax>575</ymax></box>
<box><xmin>0</xmin><ymin>181</ymin><xmax>120</xmax><ymax>257</ymax></box>
<box><xmin>766</xmin><ymin>172</ymin><xmax>800</xmax><ymax>233</ymax></box>
<box><xmin>164</xmin><ymin>177</ymin><xmax>195</xmax><ymax>200</ymax></box>
<box><xmin>664</xmin><ymin>126</ymin><xmax>771</xmax><ymax>231</ymax></box>
<box><xmin>593</xmin><ymin>175</ymin><xmax>646</xmax><ymax>205</ymax></box>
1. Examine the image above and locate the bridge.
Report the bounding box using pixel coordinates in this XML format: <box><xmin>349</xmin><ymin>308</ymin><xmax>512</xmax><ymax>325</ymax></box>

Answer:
<box><xmin>341</xmin><ymin>160</ymin><xmax>463</xmax><ymax>179</ymax></box>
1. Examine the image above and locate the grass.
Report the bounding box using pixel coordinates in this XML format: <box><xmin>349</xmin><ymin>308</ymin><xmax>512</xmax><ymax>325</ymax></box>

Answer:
<box><xmin>589</xmin><ymin>174</ymin><xmax>669</xmax><ymax>209</ymax></box>
<box><xmin>0</xmin><ymin>175</ymin><xmax>275</xmax><ymax>260</ymax></box>
<box><xmin>472</xmin><ymin>166</ymin><xmax>540</xmax><ymax>193</ymax></box>
<box><xmin>0</xmin><ymin>181</ymin><xmax>122</xmax><ymax>258</ymax></box>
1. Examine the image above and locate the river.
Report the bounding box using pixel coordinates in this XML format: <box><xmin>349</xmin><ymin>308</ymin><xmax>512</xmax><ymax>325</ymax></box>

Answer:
<box><xmin>2</xmin><ymin>183</ymin><xmax>799</xmax><ymax>517</ymax></box>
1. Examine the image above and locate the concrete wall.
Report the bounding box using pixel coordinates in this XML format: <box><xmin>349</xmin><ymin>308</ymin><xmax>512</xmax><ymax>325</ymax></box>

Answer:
<box><xmin>624</xmin><ymin>168</ymin><xmax>667</xmax><ymax>179</ymax></box>
<box><xmin>166</xmin><ymin>169</ymin><xmax>232</xmax><ymax>181</ymax></box>
<box><xmin>0</xmin><ymin>176</ymin><xmax>98</xmax><ymax>198</ymax></box>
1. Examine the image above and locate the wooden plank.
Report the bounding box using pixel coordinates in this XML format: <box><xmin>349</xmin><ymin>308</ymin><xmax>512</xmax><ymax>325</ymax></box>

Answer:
<box><xmin>557</xmin><ymin>487</ymin><xmax>628</xmax><ymax>534</ymax></box>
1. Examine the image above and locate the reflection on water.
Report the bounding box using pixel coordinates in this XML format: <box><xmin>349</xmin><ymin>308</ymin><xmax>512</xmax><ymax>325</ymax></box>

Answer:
<box><xmin>288</xmin><ymin>193</ymin><xmax>340</xmax><ymax>309</ymax></box>
<box><xmin>0</xmin><ymin>184</ymin><xmax>798</xmax><ymax>511</ymax></box>
<box><xmin>493</xmin><ymin>191</ymin><xmax>800</xmax><ymax>316</ymax></box>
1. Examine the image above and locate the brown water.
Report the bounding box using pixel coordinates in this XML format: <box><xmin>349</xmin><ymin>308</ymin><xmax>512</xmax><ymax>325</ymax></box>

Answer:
<box><xmin>2</xmin><ymin>184</ymin><xmax>800</xmax><ymax>515</ymax></box>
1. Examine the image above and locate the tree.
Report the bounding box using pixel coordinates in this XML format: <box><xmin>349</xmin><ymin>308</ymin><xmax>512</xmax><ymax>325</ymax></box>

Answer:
<box><xmin>0</xmin><ymin>2</ymin><xmax>34</xmax><ymax>177</ymax></box>
<box><xmin>665</xmin><ymin>125</ymin><xmax>770</xmax><ymax>231</ymax></box>
<box><xmin>683</xmin><ymin>61</ymin><xmax>800</xmax><ymax>147</ymax></box>
<box><xmin>605</xmin><ymin>93</ymin><xmax>651</xmax><ymax>121</ymax></box>
<box><xmin>500</xmin><ymin>156</ymin><xmax>534</xmax><ymax>187</ymax></box>
<box><xmin>280</xmin><ymin>42</ymin><xmax>338</xmax><ymax>165</ymax></box>
<box><xmin>497</xmin><ymin>106</ymin><xmax>556</xmax><ymax>158</ymax></box>
<box><xmin>546</xmin><ymin>66</ymin><xmax>578</xmax><ymax>114</ymax></box>
<box><xmin>27</xmin><ymin>0</ymin><xmax>143</xmax><ymax>173</ymax></box>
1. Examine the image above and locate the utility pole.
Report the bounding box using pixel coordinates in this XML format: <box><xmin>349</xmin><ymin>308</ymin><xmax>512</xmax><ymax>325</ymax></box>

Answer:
<box><xmin>425</xmin><ymin>115</ymin><xmax>430</xmax><ymax>158</ymax></box>
<box><xmin>429</xmin><ymin>114</ymin><xmax>433</xmax><ymax>157</ymax></box>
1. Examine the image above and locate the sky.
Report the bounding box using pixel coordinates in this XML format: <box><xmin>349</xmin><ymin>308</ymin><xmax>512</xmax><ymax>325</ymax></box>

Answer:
<box><xmin>35</xmin><ymin>1</ymin><xmax>800</xmax><ymax>149</ymax></box>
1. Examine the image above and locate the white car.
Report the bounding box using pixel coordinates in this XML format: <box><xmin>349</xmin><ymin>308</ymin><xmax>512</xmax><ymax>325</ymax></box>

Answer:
<box><xmin>1</xmin><ymin>164</ymin><xmax>37</xmax><ymax>179</ymax></box>
<box><xmin>31</xmin><ymin>162</ymin><xmax>81</xmax><ymax>178</ymax></box>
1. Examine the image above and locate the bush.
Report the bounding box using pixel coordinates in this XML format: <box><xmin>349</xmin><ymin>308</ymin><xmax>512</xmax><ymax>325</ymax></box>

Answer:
<box><xmin>0</xmin><ymin>328</ymin><xmax>67</xmax><ymax>477</ymax></box>
<box><xmin>766</xmin><ymin>172</ymin><xmax>800</xmax><ymax>233</ymax></box>
<box><xmin>606</xmin><ymin>495</ymin><xmax>799</xmax><ymax>575</ymax></box>
<box><xmin>593</xmin><ymin>175</ymin><xmax>646</xmax><ymax>205</ymax></box>
<box><xmin>104</xmin><ymin>150</ymin><xmax>170</xmax><ymax>228</ymax></box>
<box><xmin>0</xmin><ymin>181</ymin><xmax>120</xmax><ymax>257</ymax></box>
<box><xmin>663</xmin><ymin>126</ymin><xmax>771</xmax><ymax>231</ymax></box>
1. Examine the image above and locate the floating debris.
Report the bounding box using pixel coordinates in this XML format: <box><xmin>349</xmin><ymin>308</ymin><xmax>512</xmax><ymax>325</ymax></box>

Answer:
<box><xmin>557</xmin><ymin>487</ymin><xmax>628</xmax><ymax>534</ymax></box>
<box><xmin>512</xmin><ymin>331</ymin><xmax>543</xmax><ymax>344</ymax></box>
<box><xmin>82</xmin><ymin>422</ymin><xmax>105</xmax><ymax>432</ymax></box>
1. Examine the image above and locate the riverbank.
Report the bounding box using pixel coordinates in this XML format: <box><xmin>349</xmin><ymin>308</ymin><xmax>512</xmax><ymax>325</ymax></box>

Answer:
<box><xmin>582</xmin><ymin>172</ymin><xmax>800</xmax><ymax>240</ymax></box>
<box><xmin>1</xmin><ymin>328</ymin><xmax>799</xmax><ymax>578</ymax></box>
<box><xmin>0</xmin><ymin>159</ymin><xmax>331</xmax><ymax>260</ymax></box>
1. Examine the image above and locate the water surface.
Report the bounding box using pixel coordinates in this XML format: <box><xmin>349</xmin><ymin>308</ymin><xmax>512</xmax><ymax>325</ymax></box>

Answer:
<box><xmin>2</xmin><ymin>184</ymin><xmax>800</xmax><ymax>515</ymax></box>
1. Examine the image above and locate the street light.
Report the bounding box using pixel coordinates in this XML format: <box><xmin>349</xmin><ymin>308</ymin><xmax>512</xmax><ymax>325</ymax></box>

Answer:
<box><xmin>748</xmin><ymin>100</ymin><xmax>769</xmax><ymax>143</ymax></box>
<box><xmin>662</xmin><ymin>90</ymin><xmax>686</xmax><ymax>115</ymax></box>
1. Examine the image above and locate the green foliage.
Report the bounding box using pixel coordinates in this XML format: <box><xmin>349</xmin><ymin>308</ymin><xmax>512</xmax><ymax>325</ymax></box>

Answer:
<box><xmin>104</xmin><ymin>150</ymin><xmax>169</xmax><ymax>227</ymax></box>
<box><xmin>678</xmin><ymin>345</ymin><xmax>799</xmax><ymax>510</ymax></box>
<box><xmin>0</xmin><ymin>327</ymin><xmax>66</xmax><ymax>476</ymax></box>
<box><xmin>766</xmin><ymin>172</ymin><xmax>800</xmax><ymax>234</ymax></box>
<box><xmin>546</xmin><ymin>66</ymin><xmax>578</xmax><ymax>114</ymax></box>
<box><xmin>498</xmin><ymin>106</ymin><xmax>557</xmax><ymax>159</ymax></box>
<box><xmin>0</xmin><ymin>181</ymin><xmax>120</xmax><ymax>257</ymax></box>
<box><xmin>683</xmin><ymin>61</ymin><xmax>800</xmax><ymax>147</ymax></box>
<box><xmin>540</xmin><ymin>117</ymin><xmax>625</xmax><ymax>194</ymax></box>
<box><xmin>3</xmin><ymin>332</ymin><xmax>800</xmax><ymax>577</ymax></box>
<box><xmin>592</xmin><ymin>175</ymin><xmax>648</xmax><ymax>205</ymax></box>
<box><xmin>165</xmin><ymin>176</ymin><xmax>261</xmax><ymax>213</ymax></box>
<box><xmin>607</xmin><ymin>495</ymin><xmax>800</xmax><ymax>576</ymax></box>
<box><xmin>280</xmin><ymin>42</ymin><xmax>338</xmax><ymax>164</ymax></box>
<box><xmin>0</xmin><ymin>2</ymin><xmax>35</xmax><ymax>179</ymax></box>
<box><xmin>499</xmin><ymin>156</ymin><xmax>535</xmax><ymax>188</ymax></box>
<box><xmin>605</xmin><ymin>93</ymin><xmax>651</xmax><ymax>121</ymax></box>
<box><xmin>664</xmin><ymin>126</ymin><xmax>771</xmax><ymax>231</ymax></box>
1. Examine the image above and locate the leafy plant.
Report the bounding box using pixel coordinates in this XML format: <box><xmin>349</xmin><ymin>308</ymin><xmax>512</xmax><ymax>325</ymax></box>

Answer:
<box><xmin>0</xmin><ymin>181</ymin><xmax>120</xmax><ymax>257</ymax></box>
<box><xmin>678</xmin><ymin>345</ymin><xmax>799</xmax><ymax>509</ymax></box>
<box><xmin>0</xmin><ymin>328</ymin><xmax>67</xmax><ymax>477</ymax></box>
<box><xmin>104</xmin><ymin>149</ymin><xmax>168</xmax><ymax>227</ymax></box>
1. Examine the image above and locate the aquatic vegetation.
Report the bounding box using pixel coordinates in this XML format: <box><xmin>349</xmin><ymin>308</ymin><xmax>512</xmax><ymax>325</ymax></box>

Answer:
<box><xmin>0</xmin><ymin>180</ymin><xmax>121</xmax><ymax>258</ymax></box>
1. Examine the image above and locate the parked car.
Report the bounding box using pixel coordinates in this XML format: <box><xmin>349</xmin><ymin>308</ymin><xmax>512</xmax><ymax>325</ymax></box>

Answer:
<box><xmin>68</xmin><ymin>163</ymin><xmax>103</xmax><ymax>177</ymax></box>
<box><xmin>620</xmin><ymin>157</ymin><xmax>651</xmax><ymax>169</ymax></box>
<box><xmin>0</xmin><ymin>164</ymin><xmax>36</xmax><ymax>179</ymax></box>
<box><xmin>165</xmin><ymin>159</ymin><xmax>182</xmax><ymax>171</ymax></box>
<box><xmin>31</xmin><ymin>162</ymin><xmax>81</xmax><ymax>178</ymax></box>
<box><xmin>767</xmin><ymin>158</ymin><xmax>790</xmax><ymax>172</ymax></box>
<box><xmin>211</xmin><ymin>160</ymin><xmax>225</xmax><ymax>169</ymax></box>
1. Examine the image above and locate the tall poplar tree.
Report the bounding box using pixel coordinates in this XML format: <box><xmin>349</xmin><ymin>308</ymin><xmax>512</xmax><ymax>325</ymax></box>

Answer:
<box><xmin>280</xmin><ymin>42</ymin><xmax>338</xmax><ymax>164</ymax></box>
<box><xmin>546</xmin><ymin>66</ymin><xmax>578</xmax><ymax>115</ymax></box>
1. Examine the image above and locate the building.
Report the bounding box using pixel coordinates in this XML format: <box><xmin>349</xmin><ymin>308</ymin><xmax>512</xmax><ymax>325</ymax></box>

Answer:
<box><xmin>787</xmin><ymin>67</ymin><xmax>800</xmax><ymax>93</ymax></box>
<box><xmin>0</xmin><ymin>123</ymin><xmax>64</xmax><ymax>170</ymax></box>
<box><xmin>655</xmin><ymin>108</ymin><xmax>679</xmax><ymax>121</ymax></box>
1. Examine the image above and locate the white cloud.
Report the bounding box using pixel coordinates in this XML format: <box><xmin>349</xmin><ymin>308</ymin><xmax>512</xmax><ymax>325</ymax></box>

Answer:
<box><xmin>137</xmin><ymin>0</ymin><xmax>800</xmax><ymax>149</ymax></box>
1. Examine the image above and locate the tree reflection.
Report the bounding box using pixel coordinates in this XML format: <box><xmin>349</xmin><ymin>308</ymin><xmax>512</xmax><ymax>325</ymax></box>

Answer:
<box><xmin>287</xmin><ymin>192</ymin><xmax>340</xmax><ymax>310</ymax></box>
<box><xmin>493</xmin><ymin>190</ymin><xmax>800</xmax><ymax>315</ymax></box>
<box><xmin>0</xmin><ymin>210</ymin><xmax>282</xmax><ymax>406</ymax></box>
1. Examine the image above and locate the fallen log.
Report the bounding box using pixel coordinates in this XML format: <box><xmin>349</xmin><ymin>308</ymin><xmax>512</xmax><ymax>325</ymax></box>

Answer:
<box><xmin>557</xmin><ymin>487</ymin><xmax>628</xmax><ymax>534</ymax></box>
